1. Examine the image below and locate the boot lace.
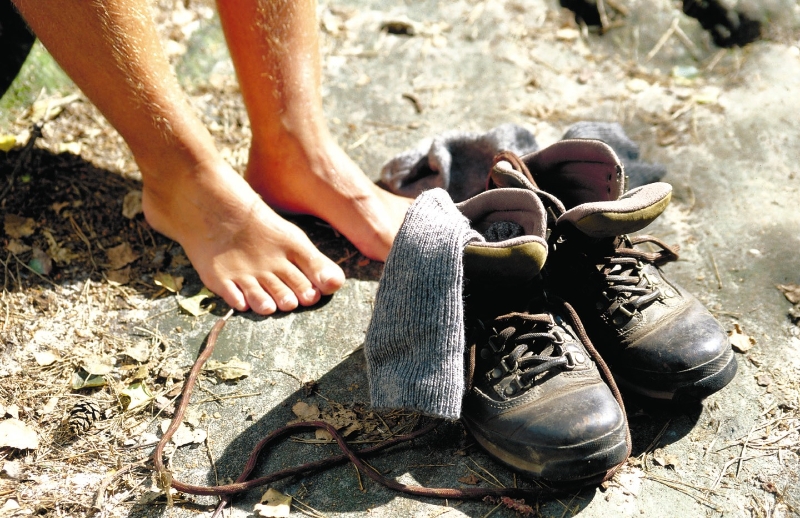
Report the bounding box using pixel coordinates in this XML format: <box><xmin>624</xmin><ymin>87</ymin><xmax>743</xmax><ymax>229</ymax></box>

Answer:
<box><xmin>472</xmin><ymin>312</ymin><xmax>587</xmax><ymax>397</ymax></box>
<box><xmin>598</xmin><ymin>235</ymin><xmax>679</xmax><ymax>325</ymax></box>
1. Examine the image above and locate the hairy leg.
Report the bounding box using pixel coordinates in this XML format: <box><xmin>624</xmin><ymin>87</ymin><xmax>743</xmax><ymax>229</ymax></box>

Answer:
<box><xmin>13</xmin><ymin>0</ymin><xmax>345</xmax><ymax>314</ymax></box>
<box><xmin>217</xmin><ymin>0</ymin><xmax>412</xmax><ymax>262</ymax></box>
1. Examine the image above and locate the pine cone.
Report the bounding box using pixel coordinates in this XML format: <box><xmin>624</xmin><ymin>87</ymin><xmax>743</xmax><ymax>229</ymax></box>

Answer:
<box><xmin>68</xmin><ymin>400</ymin><xmax>102</xmax><ymax>434</ymax></box>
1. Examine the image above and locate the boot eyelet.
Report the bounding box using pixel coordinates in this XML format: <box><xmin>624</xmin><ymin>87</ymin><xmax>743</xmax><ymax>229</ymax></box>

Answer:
<box><xmin>565</xmin><ymin>351</ymin><xmax>585</xmax><ymax>368</ymax></box>
<box><xmin>612</xmin><ymin>315</ymin><xmax>626</xmax><ymax>326</ymax></box>
<box><xmin>487</xmin><ymin>335</ymin><xmax>503</xmax><ymax>353</ymax></box>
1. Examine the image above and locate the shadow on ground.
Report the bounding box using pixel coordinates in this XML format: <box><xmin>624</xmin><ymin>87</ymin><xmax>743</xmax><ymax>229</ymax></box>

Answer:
<box><xmin>126</xmin><ymin>333</ymin><xmax>704</xmax><ymax>517</ymax></box>
<box><xmin>0</xmin><ymin>147</ymin><xmax>383</xmax><ymax>296</ymax></box>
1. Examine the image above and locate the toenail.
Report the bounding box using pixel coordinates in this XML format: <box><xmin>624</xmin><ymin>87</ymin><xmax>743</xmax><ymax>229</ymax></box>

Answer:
<box><xmin>319</xmin><ymin>266</ymin><xmax>343</xmax><ymax>289</ymax></box>
<box><xmin>280</xmin><ymin>295</ymin><xmax>298</xmax><ymax>308</ymax></box>
<box><xmin>303</xmin><ymin>288</ymin><xmax>317</xmax><ymax>302</ymax></box>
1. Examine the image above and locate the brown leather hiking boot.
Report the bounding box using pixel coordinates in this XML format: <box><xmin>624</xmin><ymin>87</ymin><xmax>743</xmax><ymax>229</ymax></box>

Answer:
<box><xmin>489</xmin><ymin>140</ymin><xmax>737</xmax><ymax>401</ymax></box>
<box><xmin>457</xmin><ymin>188</ymin><xmax>629</xmax><ymax>483</ymax></box>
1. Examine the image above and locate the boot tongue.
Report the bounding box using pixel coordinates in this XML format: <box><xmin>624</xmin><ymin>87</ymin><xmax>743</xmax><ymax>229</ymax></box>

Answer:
<box><xmin>522</xmin><ymin>139</ymin><xmax>626</xmax><ymax>209</ymax></box>
<box><xmin>488</xmin><ymin>158</ymin><xmax>567</xmax><ymax>217</ymax></box>
<box><xmin>514</xmin><ymin>139</ymin><xmax>671</xmax><ymax>238</ymax></box>
<box><xmin>458</xmin><ymin>189</ymin><xmax>548</xmax><ymax>284</ymax></box>
<box><xmin>558</xmin><ymin>183</ymin><xmax>673</xmax><ymax>238</ymax></box>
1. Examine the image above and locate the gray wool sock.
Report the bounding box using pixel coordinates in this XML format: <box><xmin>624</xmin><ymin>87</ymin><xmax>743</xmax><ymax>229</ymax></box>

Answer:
<box><xmin>364</xmin><ymin>188</ymin><xmax>481</xmax><ymax>420</ymax></box>
<box><xmin>380</xmin><ymin>123</ymin><xmax>539</xmax><ymax>202</ymax></box>
<box><xmin>379</xmin><ymin>122</ymin><xmax>666</xmax><ymax>201</ymax></box>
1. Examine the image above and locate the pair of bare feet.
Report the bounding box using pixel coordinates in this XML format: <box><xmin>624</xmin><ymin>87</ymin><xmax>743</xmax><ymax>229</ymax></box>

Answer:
<box><xmin>12</xmin><ymin>0</ymin><xmax>412</xmax><ymax>316</ymax></box>
<box><xmin>141</xmin><ymin>127</ymin><xmax>412</xmax><ymax>316</ymax></box>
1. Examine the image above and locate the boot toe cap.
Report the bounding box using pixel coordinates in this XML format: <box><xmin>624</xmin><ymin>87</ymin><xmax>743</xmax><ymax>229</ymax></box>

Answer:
<box><xmin>618</xmin><ymin>299</ymin><xmax>737</xmax><ymax>399</ymax></box>
<box><xmin>463</xmin><ymin>381</ymin><xmax>628</xmax><ymax>481</ymax></box>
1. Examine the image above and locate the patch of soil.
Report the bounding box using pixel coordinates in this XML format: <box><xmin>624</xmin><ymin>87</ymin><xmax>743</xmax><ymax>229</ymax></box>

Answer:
<box><xmin>1</xmin><ymin>145</ymin><xmax>175</xmax><ymax>293</ymax></box>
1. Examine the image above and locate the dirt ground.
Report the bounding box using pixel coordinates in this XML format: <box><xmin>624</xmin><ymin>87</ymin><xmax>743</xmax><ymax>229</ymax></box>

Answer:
<box><xmin>2</xmin><ymin>0</ymin><xmax>800</xmax><ymax>517</ymax></box>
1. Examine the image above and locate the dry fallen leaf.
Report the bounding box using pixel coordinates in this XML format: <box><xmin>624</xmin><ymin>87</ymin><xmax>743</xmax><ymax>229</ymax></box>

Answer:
<box><xmin>106</xmin><ymin>266</ymin><xmax>131</xmax><ymax>285</ymax></box>
<box><xmin>40</xmin><ymin>397</ymin><xmax>59</xmax><ymax>415</ymax></box>
<box><xmin>729</xmin><ymin>323</ymin><xmax>755</xmax><ymax>353</ymax></box>
<box><xmin>171</xmin><ymin>250</ymin><xmax>191</xmax><ymax>267</ymax></box>
<box><xmin>203</xmin><ymin>357</ymin><xmax>251</xmax><ymax>380</ymax></box>
<box><xmin>178</xmin><ymin>287</ymin><xmax>216</xmax><ymax>316</ymax></box>
<box><xmin>72</xmin><ymin>368</ymin><xmax>108</xmax><ymax>390</ymax></box>
<box><xmin>5</xmin><ymin>404</ymin><xmax>19</xmax><ymax>419</ymax></box>
<box><xmin>4</xmin><ymin>214</ymin><xmax>36</xmax><ymax>239</ymax></box>
<box><xmin>1</xmin><ymin>460</ymin><xmax>22</xmax><ymax>479</ymax></box>
<box><xmin>254</xmin><ymin>488</ymin><xmax>292</xmax><ymax>518</ymax></box>
<box><xmin>160</xmin><ymin>420</ymin><xmax>207</xmax><ymax>448</ymax></box>
<box><xmin>122</xmin><ymin>190</ymin><xmax>143</xmax><ymax>219</ymax></box>
<box><xmin>315</xmin><ymin>428</ymin><xmax>333</xmax><ymax>441</ymax></box>
<box><xmin>28</xmin><ymin>93</ymin><xmax>80</xmax><ymax>122</ymax></box>
<box><xmin>154</xmin><ymin>272</ymin><xmax>184</xmax><ymax>293</ymax></box>
<box><xmin>120</xmin><ymin>382</ymin><xmax>154</xmax><ymax>411</ymax></box>
<box><xmin>106</xmin><ymin>242</ymin><xmax>140</xmax><ymax>270</ymax></box>
<box><xmin>0</xmin><ymin>134</ymin><xmax>16</xmax><ymax>152</ymax></box>
<box><xmin>652</xmin><ymin>450</ymin><xmax>679</xmax><ymax>468</ymax></box>
<box><xmin>33</xmin><ymin>350</ymin><xmax>59</xmax><ymax>366</ymax></box>
<box><xmin>42</xmin><ymin>229</ymin><xmax>79</xmax><ymax>264</ymax></box>
<box><xmin>777</xmin><ymin>284</ymin><xmax>800</xmax><ymax>305</ymax></box>
<box><xmin>82</xmin><ymin>355</ymin><xmax>115</xmax><ymax>375</ymax></box>
<box><xmin>458</xmin><ymin>473</ymin><xmax>481</xmax><ymax>485</ymax></box>
<box><xmin>0</xmin><ymin>418</ymin><xmax>39</xmax><ymax>450</ymax></box>
<box><xmin>291</xmin><ymin>401</ymin><xmax>321</xmax><ymax>422</ymax></box>
<box><xmin>0</xmin><ymin>499</ymin><xmax>21</xmax><ymax>514</ymax></box>
<box><xmin>6</xmin><ymin>239</ymin><xmax>31</xmax><ymax>254</ymax></box>
<box><xmin>123</xmin><ymin>340</ymin><xmax>151</xmax><ymax>363</ymax></box>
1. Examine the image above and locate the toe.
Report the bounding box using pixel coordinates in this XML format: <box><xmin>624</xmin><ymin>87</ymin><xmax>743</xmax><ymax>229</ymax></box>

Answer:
<box><xmin>260</xmin><ymin>273</ymin><xmax>299</xmax><ymax>312</ymax></box>
<box><xmin>208</xmin><ymin>278</ymin><xmax>249</xmax><ymax>312</ymax></box>
<box><xmin>252</xmin><ymin>295</ymin><xmax>277</xmax><ymax>315</ymax></box>
<box><xmin>274</xmin><ymin>265</ymin><xmax>321</xmax><ymax>306</ymax></box>
<box><xmin>306</xmin><ymin>261</ymin><xmax>345</xmax><ymax>295</ymax></box>
<box><xmin>283</xmin><ymin>229</ymin><xmax>345</xmax><ymax>295</ymax></box>
<box><xmin>237</xmin><ymin>278</ymin><xmax>277</xmax><ymax>315</ymax></box>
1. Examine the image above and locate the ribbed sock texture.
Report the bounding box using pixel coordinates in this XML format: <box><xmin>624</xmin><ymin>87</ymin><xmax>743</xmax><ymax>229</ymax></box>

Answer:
<box><xmin>364</xmin><ymin>188</ymin><xmax>480</xmax><ymax>420</ymax></box>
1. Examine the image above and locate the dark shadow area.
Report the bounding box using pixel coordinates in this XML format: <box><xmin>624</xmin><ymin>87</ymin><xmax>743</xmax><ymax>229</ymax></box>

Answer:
<box><xmin>622</xmin><ymin>392</ymin><xmax>704</xmax><ymax>457</ymax></box>
<box><xmin>0</xmin><ymin>0</ymin><xmax>35</xmax><ymax>97</ymax></box>
<box><xmin>128</xmin><ymin>347</ymin><xmax>710</xmax><ymax>517</ymax></box>
<box><xmin>560</xmin><ymin>0</ymin><xmax>761</xmax><ymax>47</ymax></box>
<box><xmin>128</xmin><ymin>348</ymin><xmax>600</xmax><ymax>518</ymax></box>
<box><xmin>0</xmin><ymin>147</ymin><xmax>383</xmax><ymax>297</ymax></box>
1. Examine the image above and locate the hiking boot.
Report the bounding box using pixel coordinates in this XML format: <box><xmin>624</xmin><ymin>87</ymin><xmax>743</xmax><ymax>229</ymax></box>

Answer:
<box><xmin>488</xmin><ymin>140</ymin><xmax>737</xmax><ymax>401</ymax></box>
<box><xmin>457</xmin><ymin>188</ymin><xmax>629</xmax><ymax>483</ymax></box>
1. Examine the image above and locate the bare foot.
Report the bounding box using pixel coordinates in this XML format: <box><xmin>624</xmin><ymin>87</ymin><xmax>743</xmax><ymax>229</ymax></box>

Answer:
<box><xmin>140</xmin><ymin>158</ymin><xmax>345</xmax><ymax>315</ymax></box>
<box><xmin>245</xmin><ymin>130</ymin><xmax>412</xmax><ymax>262</ymax></box>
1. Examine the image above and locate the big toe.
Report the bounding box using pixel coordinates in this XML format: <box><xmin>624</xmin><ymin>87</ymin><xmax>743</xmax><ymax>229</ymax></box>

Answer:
<box><xmin>312</xmin><ymin>262</ymin><xmax>345</xmax><ymax>295</ymax></box>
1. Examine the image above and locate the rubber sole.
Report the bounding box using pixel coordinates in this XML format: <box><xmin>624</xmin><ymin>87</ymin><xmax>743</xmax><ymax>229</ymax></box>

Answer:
<box><xmin>462</xmin><ymin>418</ymin><xmax>629</xmax><ymax>484</ymax></box>
<box><xmin>613</xmin><ymin>347</ymin><xmax>738</xmax><ymax>401</ymax></box>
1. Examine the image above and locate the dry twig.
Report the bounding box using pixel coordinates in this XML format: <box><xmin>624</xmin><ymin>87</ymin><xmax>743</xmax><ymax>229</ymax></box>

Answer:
<box><xmin>645</xmin><ymin>18</ymin><xmax>679</xmax><ymax>63</ymax></box>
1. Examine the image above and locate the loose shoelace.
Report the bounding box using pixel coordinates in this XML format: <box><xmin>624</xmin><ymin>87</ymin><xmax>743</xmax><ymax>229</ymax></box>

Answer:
<box><xmin>599</xmin><ymin>235</ymin><xmax>680</xmax><ymax>323</ymax></box>
<box><xmin>153</xmin><ymin>311</ymin><xmax>581</xmax><ymax>517</ymax></box>
<box><xmin>153</xmin><ymin>302</ymin><xmax>631</xmax><ymax>518</ymax></box>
